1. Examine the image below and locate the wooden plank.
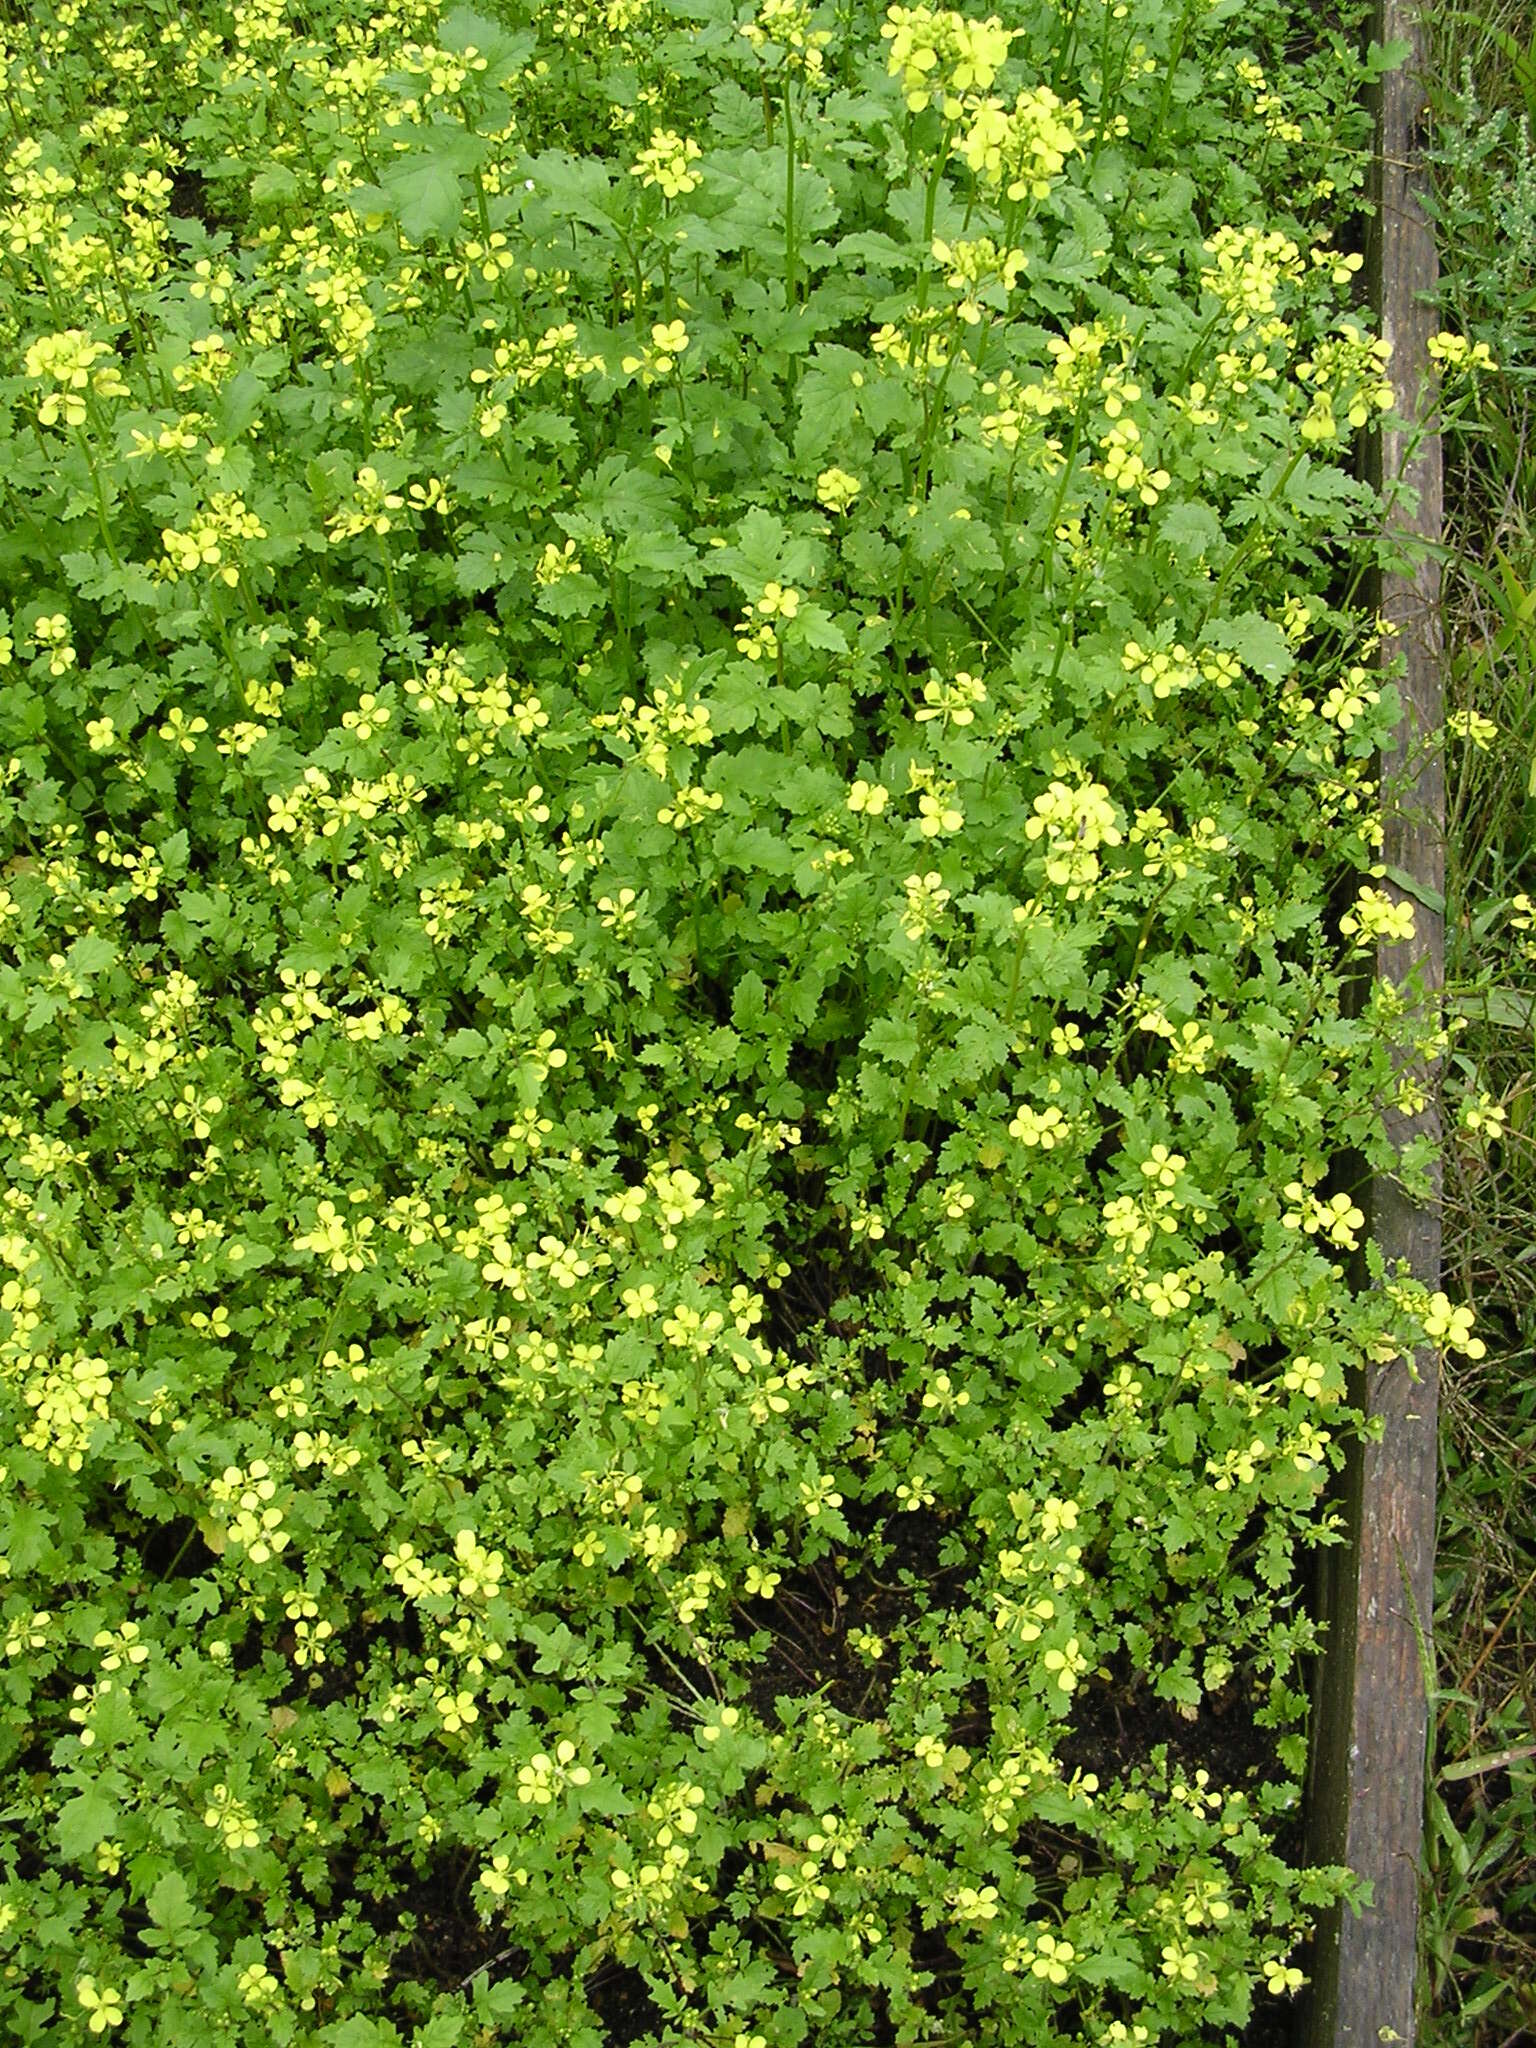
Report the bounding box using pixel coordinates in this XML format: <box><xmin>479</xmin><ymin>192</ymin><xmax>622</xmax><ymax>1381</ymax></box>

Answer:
<box><xmin>1301</xmin><ymin>1</ymin><xmax>1444</xmax><ymax>2044</ymax></box>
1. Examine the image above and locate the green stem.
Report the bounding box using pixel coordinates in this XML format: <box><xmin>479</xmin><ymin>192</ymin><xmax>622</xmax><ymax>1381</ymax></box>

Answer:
<box><xmin>1053</xmin><ymin>0</ymin><xmax>1085</xmax><ymax>92</ymax></box>
<box><xmin>471</xmin><ymin>165</ymin><xmax>493</xmax><ymax>242</ymax></box>
<box><xmin>1001</xmin><ymin>925</ymin><xmax>1028</xmax><ymax>1028</ymax></box>
<box><xmin>782</xmin><ymin>80</ymin><xmax>798</xmax><ymax>310</ymax></box>
<box><xmin>1194</xmin><ymin>445</ymin><xmax>1307</xmax><ymax>633</ymax></box>
<box><xmin>72</xmin><ymin>425</ymin><xmax>125</xmax><ymax>569</ymax></box>
<box><xmin>1041</xmin><ymin>415</ymin><xmax>1086</xmax><ymax>552</ymax></box>
<box><xmin>894</xmin><ymin>1020</ymin><xmax>927</xmax><ymax>1143</ymax></box>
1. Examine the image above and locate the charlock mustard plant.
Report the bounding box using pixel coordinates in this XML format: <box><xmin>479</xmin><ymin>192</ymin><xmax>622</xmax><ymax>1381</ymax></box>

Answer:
<box><xmin>0</xmin><ymin>0</ymin><xmax>1467</xmax><ymax>2043</ymax></box>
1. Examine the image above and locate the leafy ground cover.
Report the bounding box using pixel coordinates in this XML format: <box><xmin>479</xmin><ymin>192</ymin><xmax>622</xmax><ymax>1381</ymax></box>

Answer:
<box><xmin>1419</xmin><ymin>4</ymin><xmax>1536</xmax><ymax>2040</ymax></box>
<box><xmin>0</xmin><ymin>0</ymin><xmax>1491</xmax><ymax>2042</ymax></box>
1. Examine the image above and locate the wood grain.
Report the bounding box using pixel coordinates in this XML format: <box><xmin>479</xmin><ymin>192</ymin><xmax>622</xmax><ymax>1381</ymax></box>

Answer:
<box><xmin>1302</xmin><ymin>2</ymin><xmax>1443</xmax><ymax>2044</ymax></box>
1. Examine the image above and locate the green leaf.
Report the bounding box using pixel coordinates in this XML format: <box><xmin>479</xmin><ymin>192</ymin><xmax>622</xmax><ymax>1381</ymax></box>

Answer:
<box><xmin>1363</xmin><ymin>37</ymin><xmax>1412</xmax><ymax>76</ymax></box>
<box><xmin>1438</xmin><ymin>1740</ymin><xmax>1536</xmax><ymax>1784</ymax></box>
<box><xmin>791</xmin><ymin>602</ymin><xmax>849</xmax><ymax>654</ymax></box>
<box><xmin>413</xmin><ymin>2021</ymin><xmax>467</xmax><ymax>2048</ymax></box>
<box><xmin>863</xmin><ymin>1016</ymin><xmax>921</xmax><ymax>1067</ymax></box>
<box><xmin>731</xmin><ymin>972</ymin><xmax>769</xmax><ymax>1032</ymax></box>
<box><xmin>3</xmin><ymin>1501</ymin><xmax>52</xmax><ymax>1571</ymax></box>
<box><xmin>453</xmin><ymin>530</ymin><xmax>513</xmax><ymax>594</ymax></box>
<box><xmin>579</xmin><ymin>455</ymin><xmax>682</xmax><ymax>538</ymax></box>
<box><xmin>1447</xmin><ymin>986</ymin><xmax>1533</xmax><ymax>1031</ymax></box>
<box><xmin>1073</xmin><ymin>1942</ymin><xmax>1146</xmax><ymax>1990</ymax></box>
<box><xmin>56</xmin><ymin>1786</ymin><xmax>119</xmax><ymax>1861</ymax></box>
<box><xmin>64</xmin><ymin>933</ymin><xmax>118</xmax><ymax>977</ymax></box>
<box><xmin>250</xmin><ymin>165</ymin><xmax>301</xmax><ymax>207</ymax></box>
<box><xmin>393</xmin><ymin>160</ymin><xmax>465</xmax><ymax>241</ymax></box>
<box><xmin>321</xmin><ymin>2019</ymin><xmax>401</xmax><ymax>2048</ymax></box>
<box><xmin>379</xmin><ymin>129</ymin><xmax>487</xmax><ymax>241</ymax></box>
<box><xmin>1204</xmin><ymin>611</ymin><xmax>1293</xmax><ymax>683</ymax></box>
<box><xmin>710</xmin><ymin>506</ymin><xmax>823</xmax><ymax>597</ymax></box>
<box><xmin>520</xmin><ymin>150</ymin><xmax>620</xmax><ymax>234</ymax></box>
<box><xmin>614</xmin><ymin>530</ymin><xmax>699</xmax><ymax>583</ymax></box>
<box><xmin>1379</xmin><ymin>863</ymin><xmax>1445</xmax><ymax>916</ymax></box>
<box><xmin>537</xmin><ymin>572</ymin><xmax>605</xmax><ymax>618</ymax></box>
<box><xmin>148</xmin><ymin>1870</ymin><xmax>197</xmax><ymax>1937</ymax></box>
<box><xmin>437</xmin><ymin>6</ymin><xmax>537</xmax><ymax>85</ymax></box>
<box><xmin>793</xmin><ymin>347</ymin><xmax>870</xmax><ymax>466</ymax></box>
<box><xmin>1165</xmin><ymin>1407</ymin><xmax>1198</xmax><ymax>1465</ymax></box>
<box><xmin>1156</xmin><ymin>500</ymin><xmax>1225</xmax><ymax>564</ymax></box>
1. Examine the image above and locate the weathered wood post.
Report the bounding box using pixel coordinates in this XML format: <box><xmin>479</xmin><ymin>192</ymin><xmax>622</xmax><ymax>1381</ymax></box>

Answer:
<box><xmin>1302</xmin><ymin>1</ymin><xmax>1444</xmax><ymax>2043</ymax></box>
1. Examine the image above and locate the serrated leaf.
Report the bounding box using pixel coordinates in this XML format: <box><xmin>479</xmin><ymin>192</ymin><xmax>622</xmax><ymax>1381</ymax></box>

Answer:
<box><xmin>321</xmin><ymin>2018</ymin><xmax>401</xmax><ymax>2048</ymax></box>
<box><xmin>64</xmin><ymin>934</ymin><xmax>118</xmax><ymax>977</ymax></box>
<box><xmin>792</xmin><ymin>602</ymin><xmax>849</xmax><ymax>653</ymax></box>
<box><xmin>379</xmin><ymin>132</ymin><xmax>487</xmax><ymax>241</ymax></box>
<box><xmin>1165</xmin><ymin>1406</ymin><xmax>1198</xmax><ymax>1465</ymax></box>
<box><xmin>148</xmin><ymin>1870</ymin><xmax>196</xmax><ymax>1934</ymax></box>
<box><xmin>863</xmin><ymin>1015</ymin><xmax>921</xmax><ymax>1067</ymax></box>
<box><xmin>614</xmin><ymin>530</ymin><xmax>698</xmax><ymax>582</ymax></box>
<box><xmin>1204</xmin><ymin>610</ymin><xmax>1293</xmax><ymax>683</ymax></box>
<box><xmin>56</xmin><ymin>1787</ymin><xmax>119</xmax><ymax>1860</ymax></box>
<box><xmin>537</xmin><ymin>574</ymin><xmax>604</xmax><ymax>618</ymax></box>
<box><xmin>1156</xmin><ymin>500</ymin><xmax>1225</xmax><ymax>563</ymax></box>
<box><xmin>731</xmin><ymin>971</ymin><xmax>768</xmax><ymax>1032</ymax></box>
<box><xmin>437</xmin><ymin>6</ymin><xmax>536</xmax><ymax>84</ymax></box>
<box><xmin>250</xmin><ymin>166</ymin><xmax>300</xmax><ymax>207</ymax></box>
<box><xmin>1364</xmin><ymin>36</ymin><xmax>1412</xmax><ymax>76</ymax></box>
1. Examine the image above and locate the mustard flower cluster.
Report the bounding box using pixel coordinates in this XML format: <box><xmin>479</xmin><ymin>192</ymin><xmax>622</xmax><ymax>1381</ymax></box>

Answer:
<box><xmin>629</xmin><ymin>129</ymin><xmax>703</xmax><ymax>198</ymax></box>
<box><xmin>881</xmin><ymin>6</ymin><xmax>1013</xmax><ymax>115</ymax></box>
<box><xmin>0</xmin><ymin>3</ymin><xmax>1458</xmax><ymax>2043</ymax></box>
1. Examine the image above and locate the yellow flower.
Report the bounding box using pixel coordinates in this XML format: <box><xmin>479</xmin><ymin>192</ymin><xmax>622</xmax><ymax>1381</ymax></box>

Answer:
<box><xmin>1427</xmin><ymin>330</ymin><xmax>1497</xmax><ymax>373</ymax></box>
<box><xmin>1009</xmin><ymin>1103</ymin><xmax>1067</xmax><ymax>1149</ymax></box>
<box><xmin>773</xmin><ymin>1857</ymin><xmax>831</xmax><ymax>1915</ymax></box>
<box><xmin>76</xmin><ymin>1977</ymin><xmax>126</xmax><ymax>2032</ymax></box>
<box><xmin>629</xmin><ymin>130</ymin><xmax>703</xmax><ymax>198</ymax></box>
<box><xmin>237</xmin><ymin>1962</ymin><xmax>280</xmax><ymax>2007</ymax></box>
<box><xmin>917</xmin><ymin>790</ymin><xmax>963</xmax><ymax>835</ymax></box>
<box><xmin>1423</xmin><ymin>1292</ymin><xmax>1485</xmax><ymax>1358</ymax></box>
<box><xmin>203</xmin><ymin>1784</ymin><xmax>261</xmax><ymax>1850</ymax></box>
<box><xmin>25</xmin><ymin>330</ymin><xmax>128</xmax><ymax>427</ymax></box>
<box><xmin>800</xmin><ymin>1474</ymin><xmax>844</xmax><ymax>1517</ymax></box>
<box><xmin>1029</xmin><ymin>1930</ymin><xmax>1077</xmax><ymax>1982</ymax></box>
<box><xmin>1446</xmin><ymin>708</ymin><xmax>1498</xmax><ymax>749</ymax></box>
<box><xmin>1161</xmin><ymin>1943</ymin><xmax>1204</xmax><ymax>1982</ymax></box>
<box><xmin>1042</xmin><ymin>1636</ymin><xmax>1087</xmax><ymax>1692</ymax></box>
<box><xmin>435</xmin><ymin>1687</ymin><xmax>479</xmax><ymax>1734</ymax></box>
<box><xmin>1461</xmin><ymin>1092</ymin><xmax>1506</xmax><ymax>1139</ymax></box>
<box><xmin>756</xmin><ymin>581</ymin><xmax>800</xmax><ymax>620</ymax></box>
<box><xmin>816</xmin><ymin>466</ymin><xmax>863</xmax><ymax>512</ymax></box>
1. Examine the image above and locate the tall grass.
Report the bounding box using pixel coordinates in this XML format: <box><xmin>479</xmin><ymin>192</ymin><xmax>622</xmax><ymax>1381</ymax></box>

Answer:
<box><xmin>1420</xmin><ymin>4</ymin><xmax>1536</xmax><ymax>2039</ymax></box>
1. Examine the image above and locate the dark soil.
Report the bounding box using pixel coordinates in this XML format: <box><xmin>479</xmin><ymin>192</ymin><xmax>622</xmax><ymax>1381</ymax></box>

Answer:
<box><xmin>744</xmin><ymin>1507</ymin><xmax>971</xmax><ymax>1724</ymax></box>
<box><xmin>367</xmin><ymin>1856</ymin><xmax>528</xmax><ymax>1992</ymax></box>
<box><xmin>583</xmin><ymin>1963</ymin><xmax>663</xmax><ymax>2044</ymax></box>
<box><xmin>1055</xmin><ymin>1655</ymin><xmax>1311</xmax><ymax>2048</ymax></box>
<box><xmin>1058</xmin><ymin>1654</ymin><xmax>1290</xmax><ymax>1797</ymax></box>
<box><xmin>167</xmin><ymin>165</ymin><xmax>222</xmax><ymax>229</ymax></box>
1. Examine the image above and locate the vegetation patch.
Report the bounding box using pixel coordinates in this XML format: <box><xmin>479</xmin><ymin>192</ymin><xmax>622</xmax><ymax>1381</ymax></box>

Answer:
<box><xmin>1420</xmin><ymin>4</ymin><xmax>1536</xmax><ymax>2037</ymax></box>
<box><xmin>0</xmin><ymin>0</ymin><xmax>1491</xmax><ymax>2041</ymax></box>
